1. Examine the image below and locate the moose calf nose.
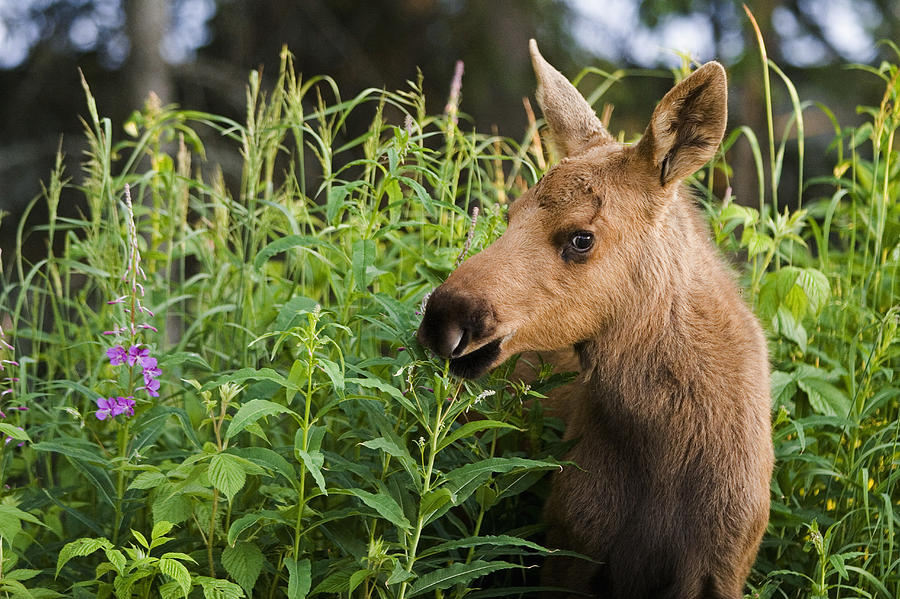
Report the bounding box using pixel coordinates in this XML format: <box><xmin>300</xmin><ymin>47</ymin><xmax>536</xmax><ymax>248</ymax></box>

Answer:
<box><xmin>417</xmin><ymin>311</ymin><xmax>468</xmax><ymax>358</ymax></box>
<box><xmin>417</xmin><ymin>289</ymin><xmax>483</xmax><ymax>359</ymax></box>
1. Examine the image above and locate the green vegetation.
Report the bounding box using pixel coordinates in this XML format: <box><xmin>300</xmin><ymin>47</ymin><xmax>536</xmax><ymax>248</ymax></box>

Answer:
<box><xmin>0</xmin><ymin>38</ymin><xmax>898</xmax><ymax>597</ymax></box>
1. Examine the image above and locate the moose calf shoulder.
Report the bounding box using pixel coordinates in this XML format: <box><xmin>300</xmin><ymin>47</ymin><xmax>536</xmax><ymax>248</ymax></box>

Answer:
<box><xmin>418</xmin><ymin>40</ymin><xmax>774</xmax><ymax>599</ymax></box>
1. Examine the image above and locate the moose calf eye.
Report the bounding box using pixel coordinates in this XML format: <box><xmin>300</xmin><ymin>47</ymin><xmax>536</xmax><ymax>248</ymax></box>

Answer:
<box><xmin>570</xmin><ymin>231</ymin><xmax>594</xmax><ymax>252</ymax></box>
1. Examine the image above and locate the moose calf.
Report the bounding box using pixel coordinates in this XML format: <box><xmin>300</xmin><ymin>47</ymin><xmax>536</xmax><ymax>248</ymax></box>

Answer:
<box><xmin>418</xmin><ymin>41</ymin><xmax>773</xmax><ymax>599</ymax></box>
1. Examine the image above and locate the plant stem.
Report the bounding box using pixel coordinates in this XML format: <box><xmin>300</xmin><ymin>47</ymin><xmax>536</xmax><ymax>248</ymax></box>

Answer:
<box><xmin>208</xmin><ymin>488</ymin><xmax>219</xmax><ymax>577</ymax></box>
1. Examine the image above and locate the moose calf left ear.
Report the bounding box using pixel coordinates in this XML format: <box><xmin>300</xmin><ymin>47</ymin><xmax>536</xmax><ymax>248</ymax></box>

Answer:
<box><xmin>637</xmin><ymin>62</ymin><xmax>727</xmax><ymax>187</ymax></box>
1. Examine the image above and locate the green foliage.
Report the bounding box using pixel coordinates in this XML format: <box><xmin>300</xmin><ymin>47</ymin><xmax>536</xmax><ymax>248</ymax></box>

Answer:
<box><xmin>0</xmin><ymin>41</ymin><xmax>898</xmax><ymax>599</ymax></box>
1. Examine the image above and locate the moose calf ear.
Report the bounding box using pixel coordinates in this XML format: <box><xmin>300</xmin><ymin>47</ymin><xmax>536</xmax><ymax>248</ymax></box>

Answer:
<box><xmin>637</xmin><ymin>62</ymin><xmax>727</xmax><ymax>187</ymax></box>
<box><xmin>530</xmin><ymin>39</ymin><xmax>613</xmax><ymax>158</ymax></box>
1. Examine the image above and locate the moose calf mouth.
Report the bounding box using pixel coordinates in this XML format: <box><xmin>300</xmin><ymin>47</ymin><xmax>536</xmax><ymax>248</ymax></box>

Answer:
<box><xmin>448</xmin><ymin>337</ymin><xmax>503</xmax><ymax>378</ymax></box>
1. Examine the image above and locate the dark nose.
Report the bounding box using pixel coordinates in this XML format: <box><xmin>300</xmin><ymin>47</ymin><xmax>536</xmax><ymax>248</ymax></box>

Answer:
<box><xmin>417</xmin><ymin>289</ymin><xmax>490</xmax><ymax>358</ymax></box>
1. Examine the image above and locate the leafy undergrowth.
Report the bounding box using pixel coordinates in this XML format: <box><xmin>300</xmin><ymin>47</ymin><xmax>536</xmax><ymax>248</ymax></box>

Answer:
<box><xmin>0</xmin><ymin>42</ymin><xmax>898</xmax><ymax>598</ymax></box>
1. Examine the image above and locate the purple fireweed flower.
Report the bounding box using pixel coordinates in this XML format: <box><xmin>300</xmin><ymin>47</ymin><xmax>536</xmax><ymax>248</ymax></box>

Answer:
<box><xmin>96</xmin><ymin>397</ymin><xmax>118</xmax><ymax>420</ymax></box>
<box><xmin>126</xmin><ymin>345</ymin><xmax>150</xmax><ymax>366</ymax></box>
<box><xmin>117</xmin><ymin>396</ymin><xmax>136</xmax><ymax>417</ymax></box>
<box><xmin>143</xmin><ymin>378</ymin><xmax>161</xmax><ymax>398</ymax></box>
<box><xmin>107</xmin><ymin>345</ymin><xmax>127</xmax><ymax>365</ymax></box>
<box><xmin>96</xmin><ymin>396</ymin><xmax>136</xmax><ymax>420</ymax></box>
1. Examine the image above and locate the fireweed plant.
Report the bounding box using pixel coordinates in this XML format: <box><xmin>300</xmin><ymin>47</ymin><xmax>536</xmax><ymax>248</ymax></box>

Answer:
<box><xmin>0</xmin><ymin>32</ymin><xmax>899</xmax><ymax>597</ymax></box>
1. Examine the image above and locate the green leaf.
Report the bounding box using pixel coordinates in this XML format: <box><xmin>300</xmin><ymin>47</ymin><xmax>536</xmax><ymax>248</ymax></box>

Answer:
<box><xmin>159</xmin><ymin>557</ymin><xmax>192</xmax><ymax>598</ymax></box>
<box><xmin>152</xmin><ymin>492</ymin><xmax>193</xmax><ymax>526</ymax></box>
<box><xmin>347</xmin><ymin>488</ymin><xmax>411</xmax><ymax>530</ymax></box>
<box><xmin>31</xmin><ymin>441</ymin><xmax>110</xmax><ymax>467</ymax></box>
<box><xmin>438</xmin><ymin>420</ymin><xmax>520</xmax><ymax>451</ymax></box>
<box><xmin>444</xmin><ymin>457</ymin><xmax>561</xmax><ymax>504</ymax></box>
<box><xmin>253</xmin><ymin>235</ymin><xmax>334</xmax><ymax>271</ymax></box>
<box><xmin>360</xmin><ymin>437</ymin><xmax>419</xmax><ymax>484</ymax></box>
<box><xmin>348</xmin><ymin>570</ymin><xmax>369</xmax><ymax>594</ymax></box>
<box><xmin>222</xmin><ymin>542</ymin><xmax>264</xmax><ymax>596</ymax></box>
<box><xmin>200</xmin><ymin>368</ymin><xmax>291</xmax><ymax>392</ymax></box>
<box><xmin>285</xmin><ymin>557</ymin><xmax>311</xmax><ymax>599</ymax></box>
<box><xmin>55</xmin><ymin>537</ymin><xmax>112</xmax><ymax>577</ymax></box>
<box><xmin>420</xmin><ymin>534</ymin><xmax>551</xmax><ymax>558</ymax></box>
<box><xmin>226</xmin><ymin>399</ymin><xmax>297</xmax><ymax>440</ymax></box>
<box><xmin>128</xmin><ymin>471</ymin><xmax>167</xmax><ymax>490</ymax></box>
<box><xmin>132</xmin><ymin>528</ymin><xmax>150</xmax><ymax>549</ymax></box>
<box><xmin>797</xmin><ymin>267</ymin><xmax>831</xmax><ymax>314</ymax></box>
<box><xmin>296</xmin><ymin>449</ymin><xmax>328</xmax><ymax>496</ymax></box>
<box><xmin>134</xmin><ymin>406</ymin><xmax>202</xmax><ymax>450</ymax></box>
<box><xmin>774</xmin><ymin>306</ymin><xmax>807</xmax><ymax>352</ymax></box>
<box><xmin>209</xmin><ymin>453</ymin><xmax>247</xmax><ymax>502</ymax></box>
<box><xmin>407</xmin><ymin>560</ymin><xmax>521</xmax><ymax>597</ymax></box>
<box><xmin>317</xmin><ymin>357</ymin><xmax>345</xmax><ymax>396</ymax></box>
<box><xmin>2</xmin><ymin>569</ymin><xmax>41</xmax><ymax>582</ymax></box>
<box><xmin>276</xmin><ymin>296</ymin><xmax>320</xmax><ymax>331</ymax></box>
<box><xmin>385</xmin><ymin>562</ymin><xmax>415</xmax><ymax>585</ymax></box>
<box><xmin>226</xmin><ymin>510</ymin><xmax>290</xmax><ymax>546</ymax></box>
<box><xmin>419</xmin><ymin>488</ymin><xmax>454</xmax><ymax>524</ymax></box>
<box><xmin>196</xmin><ymin>577</ymin><xmax>246</xmax><ymax>599</ymax></box>
<box><xmin>0</xmin><ymin>423</ymin><xmax>30</xmax><ymax>442</ymax></box>
<box><xmin>797</xmin><ymin>376</ymin><xmax>850</xmax><ymax>418</ymax></box>
<box><xmin>0</xmin><ymin>504</ymin><xmax>45</xmax><ymax>542</ymax></box>
<box><xmin>150</xmin><ymin>521</ymin><xmax>175</xmax><ymax>549</ymax></box>
<box><xmin>232</xmin><ymin>447</ymin><xmax>296</xmax><ymax>483</ymax></box>
<box><xmin>352</xmin><ymin>239</ymin><xmax>376</xmax><ymax>291</ymax></box>
<box><xmin>347</xmin><ymin>377</ymin><xmax>417</xmax><ymax>414</ymax></box>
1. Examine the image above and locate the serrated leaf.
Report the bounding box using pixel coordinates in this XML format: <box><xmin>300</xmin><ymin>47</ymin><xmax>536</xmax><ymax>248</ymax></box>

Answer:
<box><xmin>152</xmin><ymin>493</ymin><xmax>193</xmax><ymax>525</ymax></box>
<box><xmin>132</xmin><ymin>528</ymin><xmax>149</xmax><ymax>549</ymax></box>
<box><xmin>159</xmin><ymin>558</ymin><xmax>192</xmax><ymax>598</ymax></box>
<box><xmin>152</xmin><ymin>520</ymin><xmax>175</xmax><ymax>541</ymax></box>
<box><xmin>407</xmin><ymin>560</ymin><xmax>521</xmax><ymax>597</ymax></box>
<box><xmin>226</xmin><ymin>399</ymin><xmax>297</xmax><ymax>440</ymax></box>
<box><xmin>197</xmin><ymin>576</ymin><xmax>246</xmax><ymax>599</ymax></box>
<box><xmin>222</xmin><ymin>542</ymin><xmax>263</xmax><ymax>595</ymax></box>
<box><xmin>128</xmin><ymin>471</ymin><xmax>166</xmax><ymax>490</ymax></box>
<box><xmin>55</xmin><ymin>537</ymin><xmax>112</xmax><ymax>577</ymax></box>
<box><xmin>3</xmin><ymin>568</ymin><xmax>41</xmax><ymax>581</ymax></box>
<box><xmin>797</xmin><ymin>268</ymin><xmax>830</xmax><ymax>314</ymax></box>
<box><xmin>209</xmin><ymin>453</ymin><xmax>247</xmax><ymax>502</ymax></box>
<box><xmin>285</xmin><ymin>557</ymin><xmax>311</xmax><ymax>599</ymax></box>
<box><xmin>347</xmin><ymin>488</ymin><xmax>411</xmax><ymax>530</ymax></box>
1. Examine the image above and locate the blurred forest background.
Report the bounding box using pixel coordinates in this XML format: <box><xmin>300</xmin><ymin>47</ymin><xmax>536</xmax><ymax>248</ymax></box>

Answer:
<box><xmin>1</xmin><ymin>0</ymin><xmax>899</xmax><ymax>261</ymax></box>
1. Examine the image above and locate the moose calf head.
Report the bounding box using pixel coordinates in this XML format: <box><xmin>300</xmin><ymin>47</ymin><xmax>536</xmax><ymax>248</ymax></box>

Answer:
<box><xmin>418</xmin><ymin>40</ymin><xmax>727</xmax><ymax>378</ymax></box>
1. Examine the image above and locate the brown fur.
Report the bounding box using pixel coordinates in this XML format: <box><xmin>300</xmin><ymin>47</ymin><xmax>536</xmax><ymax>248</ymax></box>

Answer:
<box><xmin>417</xmin><ymin>40</ymin><xmax>773</xmax><ymax>599</ymax></box>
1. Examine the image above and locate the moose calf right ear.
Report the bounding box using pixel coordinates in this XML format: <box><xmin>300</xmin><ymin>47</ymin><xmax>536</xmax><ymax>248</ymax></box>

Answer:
<box><xmin>530</xmin><ymin>39</ymin><xmax>613</xmax><ymax>158</ymax></box>
<box><xmin>637</xmin><ymin>62</ymin><xmax>727</xmax><ymax>187</ymax></box>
